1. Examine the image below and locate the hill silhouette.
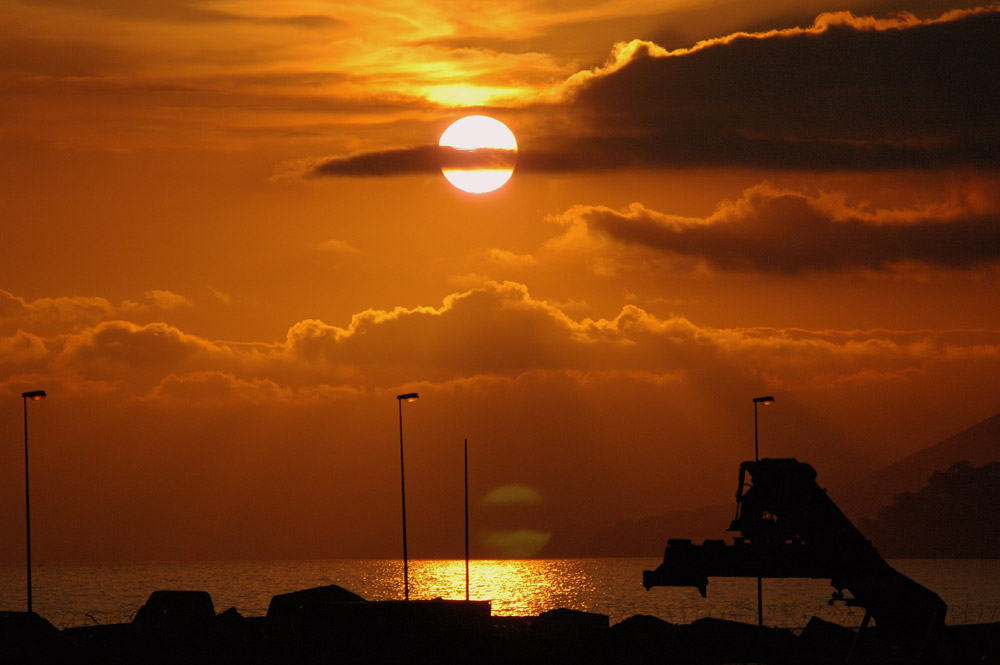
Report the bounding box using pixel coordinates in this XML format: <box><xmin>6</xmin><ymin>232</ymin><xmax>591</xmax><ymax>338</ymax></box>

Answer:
<box><xmin>830</xmin><ymin>411</ymin><xmax>1000</xmax><ymax>522</ymax></box>
<box><xmin>581</xmin><ymin>503</ymin><xmax>733</xmax><ymax>558</ymax></box>
<box><xmin>857</xmin><ymin>461</ymin><xmax>1000</xmax><ymax>557</ymax></box>
<box><xmin>584</xmin><ymin>412</ymin><xmax>1000</xmax><ymax>557</ymax></box>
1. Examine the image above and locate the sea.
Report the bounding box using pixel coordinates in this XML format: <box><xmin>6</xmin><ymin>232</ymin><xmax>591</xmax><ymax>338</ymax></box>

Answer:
<box><xmin>1</xmin><ymin>558</ymin><xmax>997</xmax><ymax>630</ymax></box>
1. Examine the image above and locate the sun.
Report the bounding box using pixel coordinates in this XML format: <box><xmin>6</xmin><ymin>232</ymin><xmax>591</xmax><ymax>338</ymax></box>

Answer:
<box><xmin>439</xmin><ymin>115</ymin><xmax>517</xmax><ymax>194</ymax></box>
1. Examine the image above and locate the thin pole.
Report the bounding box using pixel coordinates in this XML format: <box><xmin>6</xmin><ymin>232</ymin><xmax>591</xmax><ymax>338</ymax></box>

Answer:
<box><xmin>754</xmin><ymin>401</ymin><xmax>759</xmax><ymax>462</ymax></box>
<box><xmin>464</xmin><ymin>438</ymin><xmax>469</xmax><ymax>601</ymax></box>
<box><xmin>757</xmin><ymin>578</ymin><xmax>763</xmax><ymax>627</ymax></box>
<box><xmin>23</xmin><ymin>396</ymin><xmax>32</xmax><ymax>614</ymax></box>
<box><xmin>754</xmin><ymin>400</ymin><xmax>762</xmax><ymax>627</ymax></box>
<box><xmin>399</xmin><ymin>398</ymin><xmax>409</xmax><ymax>601</ymax></box>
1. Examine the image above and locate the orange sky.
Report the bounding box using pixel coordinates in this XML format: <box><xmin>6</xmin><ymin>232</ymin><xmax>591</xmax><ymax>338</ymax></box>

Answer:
<box><xmin>2</xmin><ymin>0</ymin><xmax>999</xmax><ymax>563</ymax></box>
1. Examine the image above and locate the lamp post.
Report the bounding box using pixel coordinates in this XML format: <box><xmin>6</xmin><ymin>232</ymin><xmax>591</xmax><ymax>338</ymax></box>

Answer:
<box><xmin>752</xmin><ymin>394</ymin><xmax>774</xmax><ymax>627</ymax></box>
<box><xmin>464</xmin><ymin>438</ymin><xmax>470</xmax><ymax>602</ymax></box>
<box><xmin>396</xmin><ymin>392</ymin><xmax>419</xmax><ymax>601</ymax></box>
<box><xmin>752</xmin><ymin>396</ymin><xmax>774</xmax><ymax>462</ymax></box>
<box><xmin>21</xmin><ymin>389</ymin><xmax>46</xmax><ymax>613</ymax></box>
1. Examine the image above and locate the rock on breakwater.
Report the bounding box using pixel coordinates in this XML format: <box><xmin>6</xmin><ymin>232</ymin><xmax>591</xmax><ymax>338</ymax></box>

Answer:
<box><xmin>2</xmin><ymin>584</ymin><xmax>998</xmax><ymax>664</ymax></box>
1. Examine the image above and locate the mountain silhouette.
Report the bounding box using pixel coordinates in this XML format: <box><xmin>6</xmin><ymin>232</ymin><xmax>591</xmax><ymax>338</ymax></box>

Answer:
<box><xmin>584</xmin><ymin>412</ymin><xmax>1000</xmax><ymax>557</ymax></box>
<box><xmin>582</xmin><ymin>503</ymin><xmax>733</xmax><ymax>558</ymax></box>
<box><xmin>830</xmin><ymin>411</ymin><xmax>1000</xmax><ymax>523</ymax></box>
<box><xmin>857</xmin><ymin>460</ymin><xmax>1000</xmax><ymax>557</ymax></box>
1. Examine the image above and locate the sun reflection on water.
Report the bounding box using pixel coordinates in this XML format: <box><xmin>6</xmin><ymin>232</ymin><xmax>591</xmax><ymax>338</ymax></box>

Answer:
<box><xmin>408</xmin><ymin>559</ymin><xmax>596</xmax><ymax>616</ymax></box>
<box><xmin>8</xmin><ymin>558</ymin><xmax>996</xmax><ymax>630</ymax></box>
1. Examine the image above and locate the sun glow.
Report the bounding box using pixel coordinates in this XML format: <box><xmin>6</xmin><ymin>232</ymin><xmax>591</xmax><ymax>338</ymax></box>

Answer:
<box><xmin>426</xmin><ymin>84</ymin><xmax>522</xmax><ymax>107</ymax></box>
<box><xmin>439</xmin><ymin>115</ymin><xmax>517</xmax><ymax>194</ymax></box>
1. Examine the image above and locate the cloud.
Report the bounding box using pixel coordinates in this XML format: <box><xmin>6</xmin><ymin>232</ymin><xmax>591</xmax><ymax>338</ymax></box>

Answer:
<box><xmin>301</xmin><ymin>6</ymin><xmax>1000</xmax><ymax>176</ymax></box>
<box><xmin>2</xmin><ymin>282</ymin><xmax>998</xmax><ymax>404</ymax></box>
<box><xmin>147</xmin><ymin>371</ymin><xmax>295</xmax><ymax>406</ymax></box>
<box><xmin>541</xmin><ymin>6</ymin><xmax>1000</xmax><ymax>171</ymax></box>
<box><xmin>53</xmin><ymin>320</ymin><xmax>245</xmax><ymax>390</ymax></box>
<box><xmin>2</xmin><ymin>283</ymin><xmax>998</xmax><ymax>561</ymax></box>
<box><xmin>308</xmin><ymin>145</ymin><xmax>441</xmax><ymax>177</ymax></box>
<box><xmin>0</xmin><ymin>330</ymin><xmax>49</xmax><ymax>369</ymax></box>
<box><xmin>0</xmin><ymin>289</ymin><xmax>196</xmax><ymax>336</ymax></box>
<box><xmin>122</xmin><ymin>290</ymin><xmax>194</xmax><ymax>312</ymax></box>
<box><xmin>317</xmin><ymin>239</ymin><xmax>361</xmax><ymax>255</ymax></box>
<box><xmin>210</xmin><ymin>288</ymin><xmax>233</xmax><ymax>305</ymax></box>
<box><xmin>23</xmin><ymin>0</ymin><xmax>343</xmax><ymax>27</ymax></box>
<box><xmin>0</xmin><ymin>37</ymin><xmax>129</xmax><ymax>77</ymax></box>
<box><xmin>545</xmin><ymin>184</ymin><xmax>1000</xmax><ymax>274</ymax></box>
<box><xmin>280</xmin><ymin>282</ymin><xmax>580</xmax><ymax>378</ymax></box>
<box><xmin>483</xmin><ymin>248</ymin><xmax>539</xmax><ymax>269</ymax></box>
<box><xmin>449</xmin><ymin>272</ymin><xmax>497</xmax><ymax>290</ymax></box>
<box><xmin>307</xmin><ymin>145</ymin><xmax>518</xmax><ymax>178</ymax></box>
<box><xmin>0</xmin><ymin>290</ymin><xmax>116</xmax><ymax>334</ymax></box>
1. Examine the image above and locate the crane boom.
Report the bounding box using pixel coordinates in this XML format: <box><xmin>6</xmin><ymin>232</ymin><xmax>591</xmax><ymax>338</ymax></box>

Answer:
<box><xmin>643</xmin><ymin>458</ymin><xmax>946</xmax><ymax>648</ymax></box>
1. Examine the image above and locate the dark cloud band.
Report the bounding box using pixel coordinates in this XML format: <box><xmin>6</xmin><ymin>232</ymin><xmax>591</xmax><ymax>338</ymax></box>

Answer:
<box><xmin>558</xmin><ymin>7</ymin><xmax>1000</xmax><ymax>171</ymax></box>
<box><xmin>308</xmin><ymin>7</ymin><xmax>1000</xmax><ymax>177</ymax></box>
<box><xmin>309</xmin><ymin>145</ymin><xmax>517</xmax><ymax>177</ymax></box>
<box><xmin>570</xmin><ymin>187</ymin><xmax>1000</xmax><ymax>273</ymax></box>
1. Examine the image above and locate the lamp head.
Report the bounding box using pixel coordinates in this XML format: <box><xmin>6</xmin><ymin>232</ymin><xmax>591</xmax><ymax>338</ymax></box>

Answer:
<box><xmin>753</xmin><ymin>395</ymin><xmax>774</xmax><ymax>405</ymax></box>
<box><xmin>396</xmin><ymin>392</ymin><xmax>419</xmax><ymax>402</ymax></box>
<box><xmin>22</xmin><ymin>390</ymin><xmax>46</xmax><ymax>401</ymax></box>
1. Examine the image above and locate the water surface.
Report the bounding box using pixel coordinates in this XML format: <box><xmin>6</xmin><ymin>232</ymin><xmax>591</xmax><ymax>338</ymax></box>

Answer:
<box><xmin>1</xmin><ymin>558</ymin><xmax>996</xmax><ymax>629</ymax></box>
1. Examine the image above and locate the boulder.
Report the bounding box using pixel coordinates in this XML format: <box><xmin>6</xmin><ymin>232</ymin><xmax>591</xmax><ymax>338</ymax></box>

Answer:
<box><xmin>608</xmin><ymin>614</ymin><xmax>676</xmax><ymax>663</ymax></box>
<box><xmin>265</xmin><ymin>584</ymin><xmax>366</xmax><ymax>620</ymax></box>
<box><xmin>0</xmin><ymin>611</ymin><xmax>75</xmax><ymax>663</ymax></box>
<box><xmin>797</xmin><ymin>616</ymin><xmax>858</xmax><ymax>664</ymax></box>
<box><xmin>532</xmin><ymin>608</ymin><xmax>609</xmax><ymax>664</ymax></box>
<box><xmin>132</xmin><ymin>589</ymin><xmax>216</xmax><ymax>635</ymax></box>
<box><xmin>534</xmin><ymin>607</ymin><xmax>610</xmax><ymax>637</ymax></box>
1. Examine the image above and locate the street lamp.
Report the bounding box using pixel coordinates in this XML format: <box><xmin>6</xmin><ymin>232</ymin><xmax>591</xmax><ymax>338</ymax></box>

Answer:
<box><xmin>396</xmin><ymin>392</ymin><xmax>418</xmax><ymax>600</ymax></box>
<box><xmin>464</xmin><ymin>438</ymin><xmax>470</xmax><ymax>602</ymax></box>
<box><xmin>751</xmin><ymin>394</ymin><xmax>774</xmax><ymax>628</ymax></box>
<box><xmin>21</xmin><ymin>389</ymin><xmax>46</xmax><ymax>613</ymax></box>
<box><xmin>752</xmin><ymin>396</ymin><xmax>774</xmax><ymax>462</ymax></box>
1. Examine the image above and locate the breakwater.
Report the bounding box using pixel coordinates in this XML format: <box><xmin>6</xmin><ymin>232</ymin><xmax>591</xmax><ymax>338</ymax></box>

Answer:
<box><xmin>2</xmin><ymin>584</ymin><xmax>998</xmax><ymax>664</ymax></box>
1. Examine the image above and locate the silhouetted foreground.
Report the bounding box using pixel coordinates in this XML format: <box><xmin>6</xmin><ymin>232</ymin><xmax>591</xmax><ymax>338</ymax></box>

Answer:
<box><xmin>642</xmin><ymin>458</ymin><xmax>999</xmax><ymax>664</ymax></box>
<box><xmin>1</xmin><ymin>584</ymin><xmax>998</xmax><ymax>664</ymax></box>
<box><xmin>645</xmin><ymin>460</ymin><xmax>947</xmax><ymax>642</ymax></box>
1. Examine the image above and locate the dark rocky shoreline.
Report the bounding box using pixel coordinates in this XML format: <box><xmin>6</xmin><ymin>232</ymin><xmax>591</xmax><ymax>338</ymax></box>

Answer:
<box><xmin>2</xmin><ymin>584</ymin><xmax>998</xmax><ymax>664</ymax></box>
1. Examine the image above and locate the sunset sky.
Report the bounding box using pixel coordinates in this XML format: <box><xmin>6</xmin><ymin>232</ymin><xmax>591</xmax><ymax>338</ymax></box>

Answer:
<box><xmin>2</xmin><ymin>0</ymin><xmax>999</xmax><ymax>564</ymax></box>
